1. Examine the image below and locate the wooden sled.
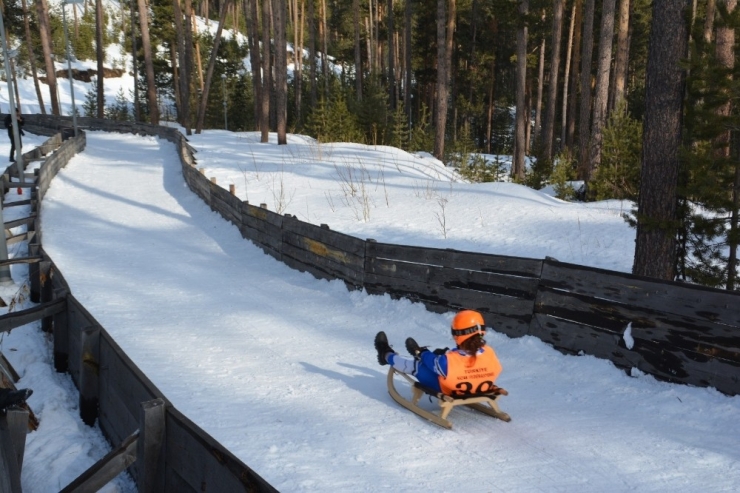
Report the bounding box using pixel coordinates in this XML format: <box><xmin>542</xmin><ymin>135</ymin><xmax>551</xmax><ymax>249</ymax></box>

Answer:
<box><xmin>387</xmin><ymin>367</ymin><xmax>511</xmax><ymax>430</ymax></box>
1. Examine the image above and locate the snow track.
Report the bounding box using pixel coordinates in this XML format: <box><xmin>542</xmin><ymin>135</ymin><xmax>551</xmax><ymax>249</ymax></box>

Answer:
<box><xmin>39</xmin><ymin>131</ymin><xmax>740</xmax><ymax>492</ymax></box>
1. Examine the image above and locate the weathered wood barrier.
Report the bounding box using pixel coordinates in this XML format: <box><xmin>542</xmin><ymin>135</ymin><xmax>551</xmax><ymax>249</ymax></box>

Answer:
<box><xmin>1</xmin><ymin>117</ymin><xmax>277</xmax><ymax>492</ymax></box>
<box><xmin>8</xmin><ymin>114</ymin><xmax>738</xmax><ymax>490</ymax></box>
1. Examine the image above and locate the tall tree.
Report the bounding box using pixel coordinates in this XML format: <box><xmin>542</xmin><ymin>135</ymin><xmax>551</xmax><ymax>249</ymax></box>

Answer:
<box><xmin>195</xmin><ymin>0</ymin><xmax>232</xmax><ymax>133</ymax></box>
<box><xmin>246</xmin><ymin>0</ymin><xmax>262</xmax><ymax>129</ymax></box>
<box><xmin>586</xmin><ymin>0</ymin><xmax>617</xmax><ymax>181</ymax></box>
<box><xmin>20</xmin><ymin>0</ymin><xmax>44</xmax><ymax>113</ymax></box>
<box><xmin>577</xmin><ymin>0</ymin><xmax>595</xmax><ymax>178</ymax></box>
<box><xmin>274</xmin><ymin>0</ymin><xmax>287</xmax><ymax>144</ymax></box>
<box><xmin>716</xmin><ymin>0</ymin><xmax>738</xmax><ymax>288</ymax></box>
<box><xmin>261</xmin><ymin>0</ymin><xmax>272</xmax><ymax>141</ymax></box>
<box><xmin>308</xmin><ymin>0</ymin><xmax>317</xmax><ymax>106</ymax></box>
<box><xmin>138</xmin><ymin>0</ymin><xmax>160</xmax><ymax>124</ymax></box>
<box><xmin>131</xmin><ymin>0</ymin><xmax>141</xmax><ymax>122</ymax></box>
<box><xmin>566</xmin><ymin>0</ymin><xmax>582</xmax><ymax>148</ymax></box>
<box><xmin>96</xmin><ymin>0</ymin><xmax>105</xmax><ymax>118</ymax></box>
<box><xmin>611</xmin><ymin>0</ymin><xmax>630</xmax><ymax>109</ymax></box>
<box><xmin>433</xmin><ymin>0</ymin><xmax>456</xmax><ymax>160</ymax></box>
<box><xmin>354</xmin><ymin>0</ymin><xmax>363</xmax><ymax>100</ymax></box>
<box><xmin>513</xmin><ymin>0</ymin><xmax>529</xmax><ymax>179</ymax></box>
<box><xmin>37</xmin><ymin>0</ymin><xmax>59</xmax><ymax>115</ymax></box>
<box><xmin>388</xmin><ymin>0</ymin><xmax>396</xmax><ymax>108</ymax></box>
<box><xmin>542</xmin><ymin>0</ymin><xmax>565</xmax><ymax>161</ymax></box>
<box><xmin>633</xmin><ymin>0</ymin><xmax>690</xmax><ymax>280</ymax></box>
<box><xmin>561</xmin><ymin>0</ymin><xmax>577</xmax><ymax>146</ymax></box>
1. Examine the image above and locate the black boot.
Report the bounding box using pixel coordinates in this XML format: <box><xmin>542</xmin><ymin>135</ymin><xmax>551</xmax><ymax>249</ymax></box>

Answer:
<box><xmin>0</xmin><ymin>388</ymin><xmax>32</xmax><ymax>411</ymax></box>
<box><xmin>405</xmin><ymin>337</ymin><xmax>427</xmax><ymax>358</ymax></box>
<box><xmin>374</xmin><ymin>331</ymin><xmax>395</xmax><ymax>366</ymax></box>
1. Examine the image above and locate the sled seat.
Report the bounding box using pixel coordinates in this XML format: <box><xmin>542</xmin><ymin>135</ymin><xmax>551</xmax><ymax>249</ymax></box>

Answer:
<box><xmin>387</xmin><ymin>368</ymin><xmax>511</xmax><ymax>429</ymax></box>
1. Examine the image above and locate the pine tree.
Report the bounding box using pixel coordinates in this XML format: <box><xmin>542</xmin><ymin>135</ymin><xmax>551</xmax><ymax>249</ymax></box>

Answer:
<box><xmin>82</xmin><ymin>80</ymin><xmax>99</xmax><ymax>117</ymax></box>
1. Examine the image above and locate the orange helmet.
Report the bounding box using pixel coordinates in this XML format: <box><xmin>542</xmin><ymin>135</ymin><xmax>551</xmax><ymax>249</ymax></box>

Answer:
<box><xmin>451</xmin><ymin>310</ymin><xmax>486</xmax><ymax>345</ymax></box>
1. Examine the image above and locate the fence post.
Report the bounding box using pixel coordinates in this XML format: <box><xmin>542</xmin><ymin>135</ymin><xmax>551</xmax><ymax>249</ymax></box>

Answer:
<box><xmin>137</xmin><ymin>398</ymin><xmax>166</xmax><ymax>492</ymax></box>
<box><xmin>53</xmin><ymin>284</ymin><xmax>70</xmax><ymax>373</ymax></box>
<box><xmin>80</xmin><ymin>326</ymin><xmax>101</xmax><ymax>426</ymax></box>
<box><xmin>0</xmin><ymin>408</ymin><xmax>29</xmax><ymax>493</ymax></box>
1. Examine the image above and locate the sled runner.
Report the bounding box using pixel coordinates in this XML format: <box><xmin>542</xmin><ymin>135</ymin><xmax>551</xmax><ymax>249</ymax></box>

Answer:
<box><xmin>386</xmin><ymin>367</ymin><xmax>511</xmax><ymax>429</ymax></box>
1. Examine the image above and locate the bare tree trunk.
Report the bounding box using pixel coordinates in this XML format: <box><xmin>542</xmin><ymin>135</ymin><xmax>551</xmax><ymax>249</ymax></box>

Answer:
<box><xmin>542</xmin><ymin>0</ymin><xmax>564</xmax><ymax>161</ymax></box>
<box><xmin>633</xmin><ymin>0</ymin><xmax>690</xmax><ymax>280</ymax></box>
<box><xmin>718</xmin><ymin>0</ymin><xmax>738</xmax><ymax>288</ymax></box>
<box><xmin>20</xmin><ymin>0</ymin><xmax>45</xmax><ymax>113</ymax></box>
<box><xmin>96</xmin><ymin>0</ymin><xmax>105</xmax><ymax>118</ymax></box>
<box><xmin>486</xmin><ymin>55</ymin><xmax>496</xmax><ymax>154</ymax></box>
<box><xmin>246</xmin><ymin>0</ymin><xmax>262</xmax><ymax>128</ymax></box>
<box><xmin>704</xmin><ymin>0</ymin><xmax>716</xmax><ymax>43</ymax></box>
<box><xmin>577</xmin><ymin>0</ymin><xmax>595</xmax><ymax>178</ymax></box>
<box><xmin>294</xmin><ymin>0</ymin><xmax>304</xmax><ymax>126</ymax></box>
<box><xmin>561</xmin><ymin>0</ymin><xmax>576</xmax><ymax>147</ymax></box>
<box><xmin>388</xmin><ymin>0</ymin><xmax>395</xmax><ymax>108</ymax></box>
<box><xmin>586</xmin><ymin>0</ymin><xmax>617</xmax><ymax>182</ymax></box>
<box><xmin>182</xmin><ymin>0</ymin><xmax>195</xmax><ymax>132</ymax></box>
<box><xmin>171</xmin><ymin>43</ymin><xmax>180</xmax><ymax>116</ymax></box>
<box><xmin>308</xmin><ymin>0</ymin><xmax>317</xmax><ymax>105</ymax></box>
<box><xmin>404</xmin><ymin>0</ymin><xmax>412</xmax><ymax>121</ymax></box>
<box><xmin>138</xmin><ymin>0</ymin><xmax>159</xmax><ymax>124</ymax></box>
<box><xmin>274</xmin><ymin>0</ymin><xmax>287</xmax><ymax>144</ymax></box>
<box><xmin>611</xmin><ymin>0</ymin><xmax>630</xmax><ymax>110</ymax></box>
<box><xmin>354</xmin><ymin>0</ymin><xmax>363</xmax><ymax>100</ymax></box>
<box><xmin>534</xmin><ymin>35</ymin><xmax>545</xmax><ymax>142</ymax></box>
<box><xmin>261</xmin><ymin>0</ymin><xmax>272</xmax><ymax>141</ymax></box>
<box><xmin>433</xmin><ymin>0</ymin><xmax>455</xmax><ymax>161</ymax></box>
<box><xmin>513</xmin><ymin>0</ymin><xmax>529</xmax><ymax>179</ymax></box>
<box><xmin>131</xmin><ymin>0</ymin><xmax>141</xmax><ymax>122</ymax></box>
<box><xmin>196</xmin><ymin>0</ymin><xmax>232</xmax><ymax>133</ymax></box>
<box><xmin>321</xmin><ymin>0</ymin><xmax>328</xmax><ymax>96</ymax></box>
<box><xmin>37</xmin><ymin>0</ymin><xmax>60</xmax><ymax>115</ymax></box>
<box><xmin>193</xmin><ymin>16</ymin><xmax>205</xmax><ymax>91</ymax></box>
<box><xmin>566</xmin><ymin>0</ymin><xmax>582</xmax><ymax>148</ymax></box>
<box><xmin>173</xmin><ymin>0</ymin><xmax>185</xmax><ymax>122</ymax></box>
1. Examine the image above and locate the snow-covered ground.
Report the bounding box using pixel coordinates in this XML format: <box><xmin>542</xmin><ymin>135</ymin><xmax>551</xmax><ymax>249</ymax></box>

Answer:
<box><xmin>1</xmin><ymin>129</ymin><xmax>735</xmax><ymax>492</ymax></box>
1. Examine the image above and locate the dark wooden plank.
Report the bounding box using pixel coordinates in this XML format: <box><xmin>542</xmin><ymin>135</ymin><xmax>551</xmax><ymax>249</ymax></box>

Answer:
<box><xmin>366</xmin><ymin>256</ymin><xmax>539</xmax><ymax>299</ymax></box>
<box><xmin>98</xmin><ymin>371</ymin><xmax>139</xmax><ymax>447</ymax></box>
<box><xmin>3</xmin><ymin>215</ymin><xmax>36</xmax><ymax>230</ymax></box>
<box><xmin>79</xmin><ymin>326</ymin><xmax>101</xmax><ymax>426</ymax></box>
<box><xmin>367</xmin><ymin>241</ymin><xmax>543</xmax><ymax>277</ymax></box>
<box><xmin>535</xmin><ymin>286</ymin><xmax>740</xmax><ymax>357</ymax></box>
<box><xmin>282</xmin><ymin>231</ymin><xmax>365</xmax><ymax>272</ymax></box>
<box><xmin>0</xmin><ymin>297</ymin><xmax>66</xmax><ymax>335</ymax></box>
<box><xmin>164</xmin><ymin>468</ymin><xmax>198</xmax><ymax>493</ymax></box>
<box><xmin>530</xmin><ymin>313</ymin><xmax>740</xmax><ymax>395</ymax></box>
<box><xmin>2</xmin><ymin>199</ymin><xmax>33</xmax><ymax>208</ymax></box>
<box><xmin>0</xmin><ymin>411</ymin><xmax>22</xmax><ymax>493</ymax></box>
<box><xmin>283</xmin><ymin>218</ymin><xmax>366</xmax><ymax>256</ymax></box>
<box><xmin>242</xmin><ymin>213</ymin><xmax>282</xmax><ymax>242</ymax></box>
<box><xmin>0</xmin><ymin>256</ymin><xmax>42</xmax><ymax>269</ymax></box>
<box><xmin>59</xmin><ymin>430</ymin><xmax>139</xmax><ymax>493</ymax></box>
<box><xmin>243</xmin><ymin>202</ymin><xmax>284</xmax><ymax>228</ymax></box>
<box><xmin>165</xmin><ymin>408</ymin><xmax>278</xmax><ymax>492</ymax></box>
<box><xmin>137</xmin><ymin>399</ymin><xmax>166</xmax><ymax>493</ymax></box>
<box><xmin>6</xmin><ymin>231</ymin><xmax>35</xmax><ymax>245</ymax></box>
<box><xmin>363</xmin><ymin>270</ymin><xmax>535</xmax><ymax>319</ymax></box>
<box><xmin>540</xmin><ymin>259</ymin><xmax>740</xmax><ymax>327</ymax></box>
<box><xmin>239</xmin><ymin>224</ymin><xmax>282</xmax><ymax>257</ymax></box>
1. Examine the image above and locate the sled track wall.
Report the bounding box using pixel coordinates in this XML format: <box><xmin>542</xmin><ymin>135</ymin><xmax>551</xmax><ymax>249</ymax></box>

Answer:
<box><xmin>11</xmin><ymin>115</ymin><xmax>739</xmax><ymax>489</ymax></box>
<box><xmin>10</xmin><ymin>115</ymin><xmax>278</xmax><ymax>492</ymax></box>
<box><xmin>26</xmin><ymin>114</ymin><xmax>740</xmax><ymax>397</ymax></box>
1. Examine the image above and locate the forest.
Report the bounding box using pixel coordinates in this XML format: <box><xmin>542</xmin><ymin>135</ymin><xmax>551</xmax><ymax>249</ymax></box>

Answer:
<box><xmin>1</xmin><ymin>0</ymin><xmax>739</xmax><ymax>290</ymax></box>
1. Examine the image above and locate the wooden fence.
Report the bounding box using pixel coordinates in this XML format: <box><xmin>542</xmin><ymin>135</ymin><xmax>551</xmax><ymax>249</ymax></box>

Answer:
<box><xmin>1</xmin><ymin>118</ymin><xmax>277</xmax><ymax>492</ymax></box>
<box><xmin>168</xmin><ymin>119</ymin><xmax>740</xmax><ymax>397</ymax></box>
<box><xmin>6</xmin><ymin>114</ymin><xmax>738</xmax><ymax>490</ymax></box>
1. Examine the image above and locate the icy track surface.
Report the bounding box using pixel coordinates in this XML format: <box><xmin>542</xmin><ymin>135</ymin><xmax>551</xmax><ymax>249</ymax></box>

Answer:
<box><xmin>40</xmin><ymin>131</ymin><xmax>740</xmax><ymax>492</ymax></box>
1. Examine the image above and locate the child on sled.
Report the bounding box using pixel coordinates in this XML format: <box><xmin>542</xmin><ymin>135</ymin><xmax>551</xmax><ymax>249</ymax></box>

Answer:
<box><xmin>374</xmin><ymin>309</ymin><xmax>503</xmax><ymax>397</ymax></box>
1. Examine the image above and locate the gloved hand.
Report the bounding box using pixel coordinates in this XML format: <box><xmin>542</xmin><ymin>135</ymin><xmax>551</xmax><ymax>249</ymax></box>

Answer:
<box><xmin>432</xmin><ymin>347</ymin><xmax>449</xmax><ymax>356</ymax></box>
